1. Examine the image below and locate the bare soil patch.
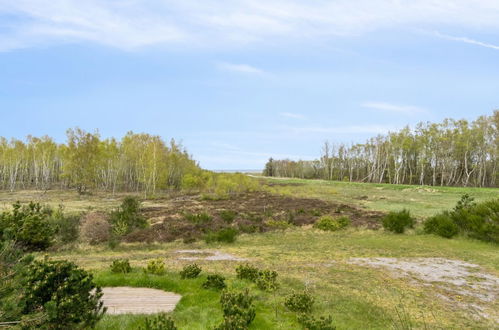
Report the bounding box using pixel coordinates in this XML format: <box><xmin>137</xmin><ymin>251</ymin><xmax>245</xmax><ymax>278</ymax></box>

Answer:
<box><xmin>101</xmin><ymin>287</ymin><xmax>181</xmax><ymax>315</ymax></box>
<box><xmin>175</xmin><ymin>249</ymin><xmax>246</xmax><ymax>261</ymax></box>
<box><xmin>124</xmin><ymin>192</ymin><xmax>383</xmax><ymax>243</ymax></box>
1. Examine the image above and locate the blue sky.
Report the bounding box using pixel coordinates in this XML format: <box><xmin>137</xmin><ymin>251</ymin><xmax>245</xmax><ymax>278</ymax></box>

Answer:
<box><xmin>1</xmin><ymin>1</ymin><xmax>498</xmax><ymax>169</ymax></box>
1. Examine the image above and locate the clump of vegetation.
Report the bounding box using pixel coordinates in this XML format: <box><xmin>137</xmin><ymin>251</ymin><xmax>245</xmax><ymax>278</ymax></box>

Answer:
<box><xmin>202</xmin><ymin>274</ymin><xmax>226</xmax><ymax>290</ymax></box>
<box><xmin>314</xmin><ymin>216</ymin><xmax>350</xmax><ymax>231</ymax></box>
<box><xmin>236</xmin><ymin>264</ymin><xmax>259</xmax><ymax>282</ymax></box>
<box><xmin>423</xmin><ymin>213</ymin><xmax>459</xmax><ymax>238</ymax></box>
<box><xmin>110</xmin><ymin>197</ymin><xmax>147</xmax><ymax>235</ymax></box>
<box><xmin>285</xmin><ymin>291</ymin><xmax>315</xmax><ymax>313</ymax></box>
<box><xmin>110</xmin><ymin>259</ymin><xmax>132</xmax><ymax>273</ymax></box>
<box><xmin>216</xmin><ymin>289</ymin><xmax>256</xmax><ymax>330</ymax></box>
<box><xmin>266</xmin><ymin>218</ymin><xmax>293</xmax><ymax>230</ymax></box>
<box><xmin>144</xmin><ymin>259</ymin><xmax>166</xmax><ymax>275</ymax></box>
<box><xmin>297</xmin><ymin>314</ymin><xmax>336</xmax><ymax>330</ymax></box>
<box><xmin>219</xmin><ymin>210</ymin><xmax>237</xmax><ymax>223</ymax></box>
<box><xmin>80</xmin><ymin>212</ymin><xmax>111</xmax><ymax>245</ymax></box>
<box><xmin>0</xmin><ymin>202</ymin><xmax>55</xmax><ymax>251</ymax></box>
<box><xmin>205</xmin><ymin>228</ymin><xmax>239</xmax><ymax>243</ymax></box>
<box><xmin>256</xmin><ymin>270</ymin><xmax>279</xmax><ymax>291</ymax></box>
<box><xmin>184</xmin><ymin>212</ymin><xmax>213</xmax><ymax>225</ymax></box>
<box><xmin>382</xmin><ymin>209</ymin><xmax>414</xmax><ymax>234</ymax></box>
<box><xmin>22</xmin><ymin>258</ymin><xmax>105</xmax><ymax>329</ymax></box>
<box><xmin>50</xmin><ymin>205</ymin><xmax>80</xmax><ymax>245</ymax></box>
<box><xmin>180</xmin><ymin>264</ymin><xmax>202</xmax><ymax>279</ymax></box>
<box><xmin>142</xmin><ymin>313</ymin><xmax>177</xmax><ymax>330</ymax></box>
<box><xmin>423</xmin><ymin>195</ymin><xmax>498</xmax><ymax>243</ymax></box>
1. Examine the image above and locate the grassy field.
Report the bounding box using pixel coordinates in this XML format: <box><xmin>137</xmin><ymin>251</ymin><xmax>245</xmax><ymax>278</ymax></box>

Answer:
<box><xmin>4</xmin><ymin>178</ymin><xmax>499</xmax><ymax>329</ymax></box>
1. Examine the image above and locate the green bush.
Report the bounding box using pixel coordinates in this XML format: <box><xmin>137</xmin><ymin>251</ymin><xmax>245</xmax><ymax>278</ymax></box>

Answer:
<box><xmin>314</xmin><ymin>216</ymin><xmax>350</xmax><ymax>231</ymax></box>
<box><xmin>0</xmin><ymin>202</ymin><xmax>55</xmax><ymax>251</ymax></box>
<box><xmin>266</xmin><ymin>219</ymin><xmax>292</xmax><ymax>230</ymax></box>
<box><xmin>219</xmin><ymin>210</ymin><xmax>237</xmax><ymax>223</ymax></box>
<box><xmin>202</xmin><ymin>274</ymin><xmax>226</xmax><ymax>290</ymax></box>
<box><xmin>236</xmin><ymin>264</ymin><xmax>259</xmax><ymax>282</ymax></box>
<box><xmin>205</xmin><ymin>228</ymin><xmax>238</xmax><ymax>243</ymax></box>
<box><xmin>142</xmin><ymin>313</ymin><xmax>177</xmax><ymax>330</ymax></box>
<box><xmin>22</xmin><ymin>258</ymin><xmax>105</xmax><ymax>329</ymax></box>
<box><xmin>50</xmin><ymin>206</ymin><xmax>80</xmax><ymax>244</ymax></box>
<box><xmin>110</xmin><ymin>197</ymin><xmax>147</xmax><ymax>235</ymax></box>
<box><xmin>423</xmin><ymin>213</ymin><xmax>459</xmax><ymax>238</ymax></box>
<box><xmin>184</xmin><ymin>212</ymin><xmax>213</xmax><ymax>225</ymax></box>
<box><xmin>256</xmin><ymin>270</ymin><xmax>278</xmax><ymax>291</ymax></box>
<box><xmin>450</xmin><ymin>197</ymin><xmax>498</xmax><ymax>243</ymax></box>
<box><xmin>144</xmin><ymin>259</ymin><xmax>166</xmax><ymax>275</ymax></box>
<box><xmin>215</xmin><ymin>289</ymin><xmax>256</xmax><ymax>330</ymax></box>
<box><xmin>382</xmin><ymin>209</ymin><xmax>414</xmax><ymax>234</ymax></box>
<box><xmin>284</xmin><ymin>291</ymin><xmax>315</xmax><ymax>313</ymax></box>
<box><xmin>110</xmin><ymin>259</ymin><xmax>132</xmax><ymax>273</ymax></box>
<box><xmin>297</xmin><ymin>314</ymin><xmax>336</xmax><ymax>330</ymax></box>
<box><xmin>180</xmin><ymin>264</ymin><xmax>202</xmax><ymax>279</ymax></box>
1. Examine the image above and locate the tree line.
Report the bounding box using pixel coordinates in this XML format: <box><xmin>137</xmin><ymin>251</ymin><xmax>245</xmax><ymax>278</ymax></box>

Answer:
<box><xmin>263</xmin><ymin>111</ymin><xmax>499</xmax><ymax>187</ymax></box>
<box><xmin>0</xmin><ymin>128</ymin><xmax>199</xmax><ymax>194</ymax></box>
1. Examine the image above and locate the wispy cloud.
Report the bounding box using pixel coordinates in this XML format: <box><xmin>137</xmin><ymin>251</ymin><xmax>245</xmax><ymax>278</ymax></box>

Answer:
<box><xmin>218</xmin><ymin>62</ymin><xmax>265</xmax><ymax>75</ymax></box>
<box><xmin>280</xmin><ymin>112</ymin><xmax>305</xmax><ymax>119</ymax></box>
<box><xmin>361</xmin><ymin>102</ymin><xmax>427</xmax><ymax>115</ymax></box>
<box><xmin>2</xmin><ymin>1</ymin><xmax>499</xmax><ymax>51</ymax></box>
<box><xmin>288</xmin><ymin>125</ymin><xmax>396</xmax><ymax>135</ymax></box>
<box><xmin>432</xmin><ymin>31</ymin><xmax>499</xmax><ymax>51</ymax></box>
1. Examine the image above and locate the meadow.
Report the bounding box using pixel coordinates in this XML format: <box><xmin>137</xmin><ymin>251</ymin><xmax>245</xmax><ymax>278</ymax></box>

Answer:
<box><xmin>1</xmin><ymin>178</ymin><xmax>498</xmax><ymax>329</ymax></box>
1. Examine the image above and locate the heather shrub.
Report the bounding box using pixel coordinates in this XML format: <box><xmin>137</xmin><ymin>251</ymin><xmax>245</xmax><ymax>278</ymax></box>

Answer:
<box><xmin>382</xmin><ymin>209</ymin><xmax>414</xmax><ymax>234</ymax></box>
<box><xmin>180</xmin><ymin>264</ymin><xmax>202</xmax><ymax>279</ymax></box>
<box><xmin>205</xmin><ymin>228</ymin><xmax>238</xmax><ymax>243</ymax></box>
<box><xmin>80</xmin><ymin>212</ymin><xmax>111</xmax><ymax>244</ymax></box>
<box><xmin>202</xmin><ymin>274</ymin><xmax>226</xmax><ymax>290</ymax></box>
<box><xmin>110</xmin><ymin>259</ymin><xmax>132</xmax><ymax>273</ymax></box>
<box><xmin>219</xmin><ymin>210</ymin><xmax>237</xmax><ymax>223</ymax></box>
<box><xmin>184</xmin><ymin>212</ymin><xmax>213</xmax><ymax>225</ymax></box>
<box><xmin>314</xmin><ymin>216</ymin><xmax>350</xmax><ymax>231</ymax></box>
<box><xmin>284</xmin><ymin>291</ymin><xmax>315</xmax><ymax>313</ymax></box>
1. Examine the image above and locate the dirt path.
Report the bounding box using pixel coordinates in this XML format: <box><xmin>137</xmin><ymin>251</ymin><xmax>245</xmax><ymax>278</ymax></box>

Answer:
<box><xmin>101</xmin><ymin>287</ymin><xmax>181</xmax><ymax>315</ymax></box>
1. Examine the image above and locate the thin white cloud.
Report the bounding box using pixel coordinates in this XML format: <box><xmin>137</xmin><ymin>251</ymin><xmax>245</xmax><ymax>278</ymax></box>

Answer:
<box><xmin>361</xmin><ymin>102</ymin><xmax>427</xmax><ymax>115</ymax></box>
<box><xmin>2</xmin><ymin>1</ymin><xmax>499</xmax><ymax>51</ymax></box>
<box><xmin>218</xmin><ymin>62</ymin><xmax>264</xmax><ymax>75</ymax></box>
<box><xmin>289</xmin><ymin>125</ymin><xmax>396</xmax><ymax>134</ymax></box>
<box><xmin>433</xmin><ymin>31</ymin><xmax>499</xmax><ymax>51</ymax></box>
<box><xmin>280</xmin><ymin>112</ymin><xmax>305</xmax><ymax>119</ymax></box>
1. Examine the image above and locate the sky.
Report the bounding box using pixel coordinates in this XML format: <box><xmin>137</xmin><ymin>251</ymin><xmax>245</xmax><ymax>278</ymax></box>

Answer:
<box><xmin>0</xmin><ymin>1</ymin><xmax>498</xmax><ymax>170</ymax></box>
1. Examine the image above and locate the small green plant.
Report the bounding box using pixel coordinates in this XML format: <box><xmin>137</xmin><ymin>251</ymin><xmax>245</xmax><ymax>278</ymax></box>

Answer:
<box><xmin>110</xmin><ymin>196</ymin><xmax>147</xmax><ymax>235</ymax></box>
<box><xmin>215</xmin><ymin>289</ymin><xmax>256</xmax><ymax>330</ymax></box>
<box><xmin>256</xmin><ymin>270</ymin><xmax>278</xmax><ymax>291</ymax></box>
<box><xmin>285</xmin><ymin>291</ymin><xmax>315</xmax><ymax>313</ymax></box>
<box><xmin>202</xmin><ymin>274</ymin><xmax>226</xmax><ymax>290</ymax></box>
<box><xmin>423</xmin><ymin>213</ymin><xmax>459</xmax><ymax>238</ymax></box>
<box><xmin>297</xmin><ymin>313</ymin><xmax>336</xmax><ymax>330</ymax></box>
<box><xmin>142</xmin><ymin>313</ymin><xmax>177</xmax><ymax>330</ymax></box>
<box><xmin>22</xmin><ymin>258</ymin><xmax>105</xmax><ymax>329</ymax></box>
<box><xmin>204</xmin><ymin>228</ymin><xmax>238</xmax><ymax>243</ymax></box>
<box><xmin>144</xmin><ymin>258</ymin><xmax>166</xmax><ymax>275</ymax></box>
<box><xmin>219</xmin><ymin>210</ymin><xmax>237</xmax><ymax>223</ymax></box>
<box><xmin>382</xmin><ymin>209</ymin><xmax>414</xmax><ymax>234</ymax></box>
<box><xmin>184</xmin><ymin>212</ymin><xmax>213</xmax><ymax>225</ymax></box>
<box><xmin>236</xmin><ymin>264</ymin><xmax>259</xmax><ymax>282</ymax></box>
<box><xmin>110</xmin><ymin>259</ymin><xmax>132</xmax><ymax>273</ymax></box>
<box><xmin>180</xmin><ymin>264</ymin><xmax>202</xmax><ymax>279</ymax></box>
<box><xmin>314</xmin><ymin>216</ymin><xmax>350</xmax><ymax>231</ymax></box>
<box><xmin>266</xmin><ymin>219</ymin><xmax>292</xmax><ymax>230</ymax></box>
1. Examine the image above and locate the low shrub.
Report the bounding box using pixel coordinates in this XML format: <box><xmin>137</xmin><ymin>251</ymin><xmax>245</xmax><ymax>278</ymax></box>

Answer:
<box><xmin>216</xmin><ymin>289</ymin><xmax>256</xmax><ymax>330</ymax></box>
<box><xmin>184</xmin><ymin>212</ymin><xmax>213</xmax><ymax>225</ymax></box>
<box><xmin>50</xmin><ymin>205</ymin><xmax>80</xmax><ymax>244</ymax></box>
<box><xmin>297</xmin><ymin>314</ymin><xmax>336</xmax><ymax>330</ymax></box>
<box><xmin>110</xmin><ymin>259</ymin><xmax>132</xmax><ymax>274</ymax></box>
<box><xmin>256</xmin><ymin>270</ymin><xmax>278</xmax><ymax>291</ymax></box>
<box><xmin>110</xmin><ymin>196</ymin><xmax>147</xmax><ymax>235</ymax></box>
<box><xmin>22</xmin><ymin>258</ymin><xmax>105</xmax><ymax>329</ymax></box>
<box><xmin>314</xmin><ymin>216</ymin><xmax>350</xmax><ymax>231</ymax></box>
<box><xmin>284</xmin><ymin>291</ymin><xmax>315</xmax><ymax>313</ymax></box>
<box><xmin>423</xmin><ymin>213</ymin><xmax>459</xmax><ymax>239</ymax></box>
<box><xmin>180</xmin><ymin>264</ymin><xmax>202</xmax><ymax>279</ymax></box>
<box><xmin>202</xmin><ymin>274</ymin><xmax>226</xmax><ymax>290</ymax></box>
<box><xmin>205</xmin><ymin>228</ymin><xmax>238</xmax><ymax>243</ymax></box>
<box><xmin>219</xmin><ymin>210</ymin><xmax>237</xmax><ymax>223</ymax></box>
<box><xmin>80</xmin><ymin>212</ymin><xmax>111</xmax><ymax>245</ymax></box>
<box><xmin>382</xmin><ymin>209</ymin><xmax>414</xmax><ymax>234</ymax></box>
<box><xmin>236</xmin><ymin>264</ymin><xmax>259</xmax><ymax>282</ymax></box>
<box><xmin>266</xmin><ymin>219</ymin><xmax>292</xmax><ymax>230</ymax></box>
<box><xmin>144</xmin><ymin>259</ymin><xmax>166</xmax><ymax>275</ymax></box>
<box><xmin>142</xmin><ymin>313</ymin><xmax>177</xmax><ymax>330</ymax></box>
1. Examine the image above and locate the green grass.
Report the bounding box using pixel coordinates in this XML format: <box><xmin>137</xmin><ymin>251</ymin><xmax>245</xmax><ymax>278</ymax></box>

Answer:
<box><xmin>264</xmin><ymin>177</ymin><xmax>499</xmax><ymax>218</ymax></box>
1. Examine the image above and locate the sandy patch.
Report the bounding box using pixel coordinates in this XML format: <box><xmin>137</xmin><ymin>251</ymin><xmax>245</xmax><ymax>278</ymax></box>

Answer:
<box><xmin>175</xmin><ymin>249</ymin><xmax>246</xmax><ymax>261</ymax></box>
<box><xmin>101</xmin><ymin>287</ymin><xmax>181</xmax><ymax>315</ymax></box>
